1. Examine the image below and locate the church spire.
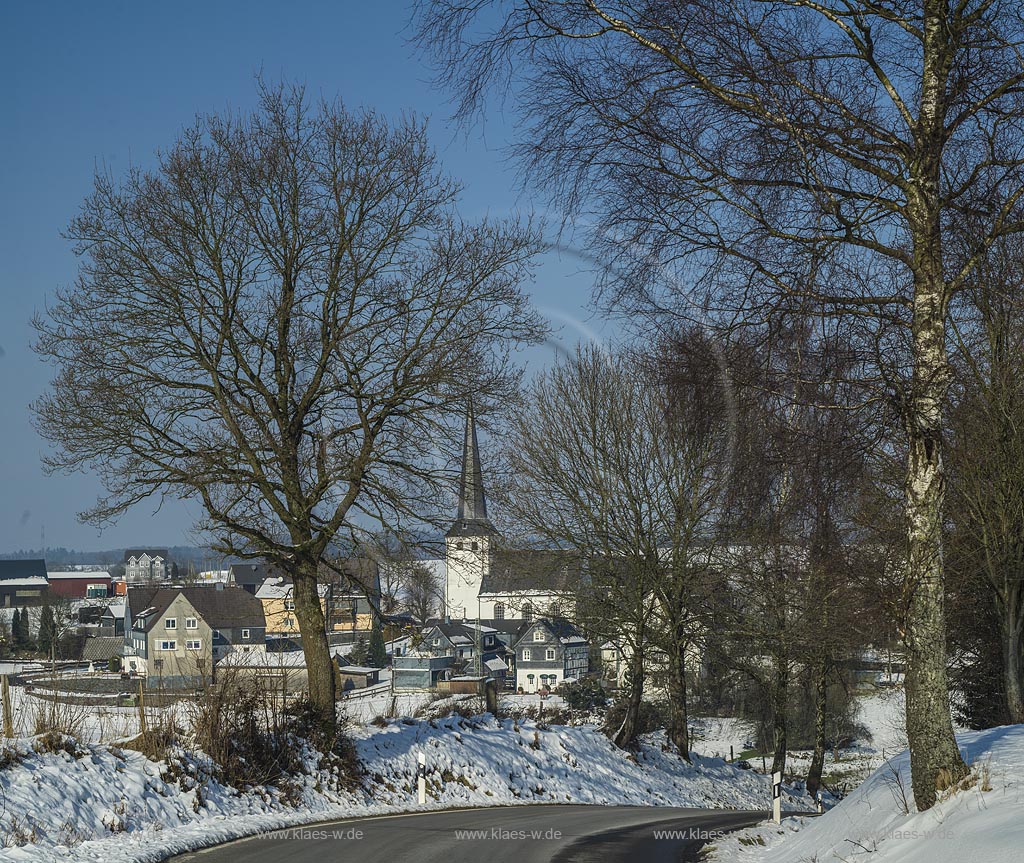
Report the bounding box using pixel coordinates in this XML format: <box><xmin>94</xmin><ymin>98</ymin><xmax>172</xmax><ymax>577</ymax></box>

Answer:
<box><xmin>449</xmin><ymin>397</ymin><xmax>496</xmax><ymax>536</ymax></box>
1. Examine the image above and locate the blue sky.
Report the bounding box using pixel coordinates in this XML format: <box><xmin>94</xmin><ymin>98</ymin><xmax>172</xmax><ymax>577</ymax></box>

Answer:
<box><xmin>0</xmin><ymin>1</ymin><xmax>607</xmax><ymax>553</ymax></box>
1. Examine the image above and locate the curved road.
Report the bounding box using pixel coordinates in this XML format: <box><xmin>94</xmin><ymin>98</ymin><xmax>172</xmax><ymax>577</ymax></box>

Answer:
<box><xmin>171</xmin><ymin>806</ymin><xmax>767</xmax><ymax>863</ymax></box>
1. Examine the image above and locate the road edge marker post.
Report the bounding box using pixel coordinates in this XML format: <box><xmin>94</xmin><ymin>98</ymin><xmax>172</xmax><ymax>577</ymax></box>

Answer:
<box><xmin>417</xmin><ymin>750</ymin><xmax>426</xmax><ymax>805</ymax></box>
<box><xmin>772</xmin><ymin>771</ymin><xmax>782</xmax><ymax>824</ymax></box>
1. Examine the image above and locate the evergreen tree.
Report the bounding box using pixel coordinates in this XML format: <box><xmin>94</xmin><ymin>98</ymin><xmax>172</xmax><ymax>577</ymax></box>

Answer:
<box><xmin>19</xmin><ymin>608</ymin><xmax>32</xmax><ymax>649</ymax></box>
<box><xmin>368</xmin><ymin>620</ymin><xmax>388</xmax><ymax>668</ymax></box>
<box><xmin>348</xmin><ymin>636</ymin><xmax>369</xmax><ymax>667</ymax></box>
<box><xmin>11</xmin><ymin>609</ymin><xmax>23</xmax><ymax>649</ymax></box>
<box><xmin>38</xmin><ymin>603</ymin><xmax>56</xmax><ymax>659</ymax></box>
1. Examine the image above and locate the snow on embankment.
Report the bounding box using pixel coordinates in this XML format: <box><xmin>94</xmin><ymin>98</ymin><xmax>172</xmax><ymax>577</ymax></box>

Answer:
<box><xmin>0</xmin><ymin>716</ymin><xmax>808</xmax><ymax>863</ymax></box>
<box><xmin>708</xmin><ymin>724</ymin><xmax>1024</xmax><ymax>863</ymax></box>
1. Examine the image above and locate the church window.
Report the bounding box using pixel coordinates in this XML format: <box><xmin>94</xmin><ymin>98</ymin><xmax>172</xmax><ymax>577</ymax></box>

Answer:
<box><xmin>522</xmin><ymin>602</ymin><xmax>533</xmax><ymax>621</ymax></box>
<box><xmin>493</xmin><ymin>603</ymin><xmax>505</xmax><ymax>620</ymax></box>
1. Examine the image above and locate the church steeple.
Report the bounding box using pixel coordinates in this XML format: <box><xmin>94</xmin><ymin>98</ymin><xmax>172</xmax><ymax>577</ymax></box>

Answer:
<box><xmin>448</xmin><ymin>398</ymin><xmax>496</xmax><ymax>536</ymax></box>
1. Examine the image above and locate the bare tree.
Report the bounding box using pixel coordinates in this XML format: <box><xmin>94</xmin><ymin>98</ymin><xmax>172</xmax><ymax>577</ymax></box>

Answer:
<box><xmin>498</xmin><ymin>344</ymin><xmax>730</xmax><ymax>750</ymax></box>
<box><xmin>416</xmin><ymin>0</ymin><xmax>1024</xmax><ymax>806</ymax></box>
<box><xmin>946</xmin><ymin>236</ymin><xmax>1024</xmax><ymax>724</ymax></box>
<box><xmin>33</xmin><ymin>82</ymin><xmax>546</xmax><ymax>737</ymax></box>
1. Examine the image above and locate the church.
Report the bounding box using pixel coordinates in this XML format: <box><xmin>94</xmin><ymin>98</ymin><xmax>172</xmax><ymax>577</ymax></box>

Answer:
<box><xmin>444</xmin><ymin>401</ymin><xmax>578</xmax><ymax>623</ymax></box>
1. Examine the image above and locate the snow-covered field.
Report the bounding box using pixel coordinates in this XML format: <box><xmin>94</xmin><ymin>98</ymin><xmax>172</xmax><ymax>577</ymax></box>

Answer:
<box><xmin>0</xmin><ymin>713</ymin><xmax>812</xmax><ymax>862</ymax></box>
<box><xmin>706</xmin><ymin>723</ymin><xmax>1024</xmax><ymax>863</ymax></box>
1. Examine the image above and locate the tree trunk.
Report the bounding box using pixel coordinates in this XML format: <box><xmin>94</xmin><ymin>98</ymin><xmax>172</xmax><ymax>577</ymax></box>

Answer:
<box><xmin>667</xmin><ymin>630</ymin><xmax>691</xmax><ymax>761</ymax></box>
<box><xmin>770</xmin><ymin>655</ymin><xmax>788</xmax><ymax>778</ymax></box>
<box><xmin>901</xmin><ymin>4</ymin><xmax>969</xmax><ymax>811</ymax></box>
<box><xmin>1005</xmin><ymin>604</ymin><xmax>1024</xmax><ymax>724</ymax></box>
<box><xmin>806</xmin><ymin>656</ymin><xmax>829</xmax><ymax>799</ymax></box>
<box><xmin>292</xmin><ymin>558</ymin><xmax>337</xmax><ymax>741</ymax></box>
<box><xmin>902</xmin><ymin>254</ymin><xmax>968</xmax><ymax>809</ymax></box>
<box><xmin>613</xmin><ymin>645</ymin><xmax>645</xmax><ymax>748</ymax></box>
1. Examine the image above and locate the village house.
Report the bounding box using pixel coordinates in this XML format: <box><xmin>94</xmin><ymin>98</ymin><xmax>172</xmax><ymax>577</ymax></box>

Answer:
<box><xmin>0</xmin><ymin>559</ymin><xmax>49</xmax><ymax>607</ymax></box>
<box><xmin>46</xmin><ymin>570</ymin><xmax>111</xmax><ymax>599</ymax></box>
<box><xmin>513</xmin><ymin>618</ymin><xmax>589</xmax><ymax>693</ymax></box>
<box><xmin>123</xmin><ymin>549</ymin><xmax>171</xmax><ymax>582</ymax></box>
<box><xmin>122</xmin><ymin>584</ymin><xmax>265</xmax><ymax>688</ymax></box>
<box><xmin>256</xmin><ymin>577</ymin><xmax>330</xmax><ymax>637</ymax></box>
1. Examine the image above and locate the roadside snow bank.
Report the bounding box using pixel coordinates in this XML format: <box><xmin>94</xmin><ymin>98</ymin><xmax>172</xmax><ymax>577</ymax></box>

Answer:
<box><xmin>0</xmin><ymin>716</ymin><xmax>808</xmax><ymax>862</ymax></box>
<box><xmin>707</xmin><ymin>724</ymin><xmax>1024</xmax><ymax>863</ymax></box>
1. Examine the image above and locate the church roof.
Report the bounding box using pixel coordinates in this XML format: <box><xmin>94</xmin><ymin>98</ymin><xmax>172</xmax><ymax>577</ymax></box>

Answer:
<box><xmin>480</xmin><ymin>549</ymin><xmax>582</xmax><ymax>594</ymax></box>
<box><xmin>447</xmin><ymin>398</ymin><xmax>498</xmax><ymax>538</ymax></box>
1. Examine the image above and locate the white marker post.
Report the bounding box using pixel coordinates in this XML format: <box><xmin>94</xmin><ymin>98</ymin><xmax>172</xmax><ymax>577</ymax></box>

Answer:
<box><xmin>772</xmin><ymin>771</ymin><xmax>782</xmax><ymax>824</ymax></box>
<box><xmin>417</xmin><ymin>751</ymin><xmax>426</xmax><ymax>805</ymax></box>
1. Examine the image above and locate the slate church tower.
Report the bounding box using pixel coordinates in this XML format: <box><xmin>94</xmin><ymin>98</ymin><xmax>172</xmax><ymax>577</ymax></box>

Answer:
<box><xmin>444</xmin><ymin>399</ymin><xmax>497</xmax><ymax>619</ymax></box>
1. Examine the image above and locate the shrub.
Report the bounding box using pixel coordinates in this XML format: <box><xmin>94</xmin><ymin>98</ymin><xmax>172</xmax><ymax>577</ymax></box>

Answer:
<box><xmin>186</xmin><ymin>678</ymin><xmax>361</xmax><ymax>795</ymax></box>
<box><xmin>557</xmin><ymin>677</ymin><xmax>608</xmax><ymax>711</ymax></box>
<box><xmin>602</xmin><ymin>698</ymin><xmax>667</xmax><ymax>739</ymax></box>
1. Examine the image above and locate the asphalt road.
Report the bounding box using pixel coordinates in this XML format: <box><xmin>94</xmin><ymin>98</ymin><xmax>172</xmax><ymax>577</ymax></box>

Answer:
<box><xmin>171</xmin><ymin>805</ymin><xmax>768</xmax><ymax>863</ymax></box>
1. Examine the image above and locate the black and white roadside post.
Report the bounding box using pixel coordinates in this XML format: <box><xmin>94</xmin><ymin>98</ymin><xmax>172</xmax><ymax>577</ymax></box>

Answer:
<box><xmin>417</xmin><ymin>751</ymin><xmax>426</xmax><ymax>805</ymax></box>
<box><xmin>816</xmin><ymin>791</ymin><xmax>824</xmax><ymax>814</ymax></box>
<box><xmin>772</xmin><ymin>771</ymin><xmax>782</xmax><ymax>824</ymax></box>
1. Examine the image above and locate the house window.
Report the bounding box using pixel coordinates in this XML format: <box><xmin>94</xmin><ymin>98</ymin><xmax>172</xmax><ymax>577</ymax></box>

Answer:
<box><xmin>522</xmin><ymin>648</ymin><xmax>531</xmax><ymax>661</ymax></box>
<box><xmin>471</xmin><ymin>541</ymin><xmax>479</xmax><ymax>551</ymax></box>
<box><xmin>159</xmin><ymin>640</ymin><xmax>177</xmax><ymax>651</ymax></box>
<box><xmin>546</xmin><ymin>648</ymin><xmax>556</xmax><ymax>661</ymax></box>
<box><xmin>456</xmin><ymin>541</ymin><xmax>464</xmax><ymax>550</ymax></box>
<box><xmin>241</xmin><ymin>628</ymin><xmax>250</xmax><ymax>640</ymax></box>
<box><xmin>522</xmin><ymin>602</ymin><xmax>533</xmax><ymax>621</ymax></box>
<box><xmin>533</xmin><ymin>630</ymin><xmax>545</xmax><ymax>642</ymax></box>
<box><xmin>433</xmin><ymin>637</ymin><xmax>440</xmax><ymax>646</ymax></box>
<box><xmin>493</xmin><ymin>603</ymin><xmax>505</xmax><ymax>620</ymax></box>
<box><xmin>284</xmin><ymin>599</ymin><xmax>295</xmax><ymax>611</ymax></box>
<box><xmin>186</xmin><ymin>639</ymin><xmax>202</xmax><ymax>650</ymax></box>
<box><xmin>164</xmin><ymin>618</ymin><xmax>177</xmax><ymax>630</ymax></box>
<box><xmin>284</xmin><ymin>617</ymin><xmax>294</xmax><ymax>627</ymax></box>
<box><xmin>185</xmin><ymin>617</ymin><xmax>198</xmax><ymax>630</ymax></box>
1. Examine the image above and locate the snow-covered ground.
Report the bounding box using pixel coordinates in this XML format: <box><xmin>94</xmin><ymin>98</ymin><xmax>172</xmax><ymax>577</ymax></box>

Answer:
<box><xmin>0</xmin><ymin>712</ymin><xmax>814</xmax><ymax>862</ymax></box>
<box><xmin>706</xmin><ymin>723</ymin><xmax>1024</xmax><ymax>863</ymax></box>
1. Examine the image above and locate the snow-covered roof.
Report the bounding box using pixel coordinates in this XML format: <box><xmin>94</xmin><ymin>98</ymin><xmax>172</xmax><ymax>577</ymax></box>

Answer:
<box><xmin>103</xmin><ymin>601</ymin><xmax>126</xmax><ymax>619</ymax></box>
<box><xmin>484</xmin><ymin>657</ymin><xmax>508</xmax><ymax>672</ymax></box>
<box><xmin>337</xmin><ymin>665</ymin><xmax>378</xmax><ymax>675</ymax></box>
<box><xmin>47</xmin><ymin>571</ymin><xmax>111</xmax><ymax>580</ymax></box>
<box><xmin>0</xmin><ymin>577</ymin><xmax>48</xmax><ymax>588</ymax></box>
<box><xmin>255</xmin><ymin>577</ymin><xmax>329</xmax><ymax>599</ymax></box>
